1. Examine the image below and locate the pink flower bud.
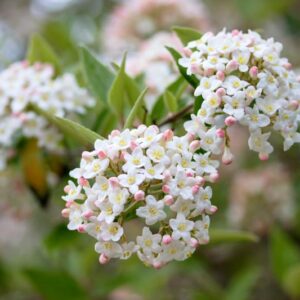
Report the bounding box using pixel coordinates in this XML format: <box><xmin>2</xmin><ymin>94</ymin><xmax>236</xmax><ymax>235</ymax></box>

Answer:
<box><xmin>99</xmin><ymin>254</ymin><xmax>110</xmax><ymax>264</ymax></box>
<box><xmin>225</xmin><ymin>116</ymin><xmax>237</xmax><ymax>127</ymax></box>
<box><xmin>77</xmin><ymin>225</ymin><xmax>85</xmax><ymax>233</ymax></box>
<box><xmin>231</xmin><ymin>29</ymin><xmax>240</xmax><ymax>36</ymax></box>
<box><xmin>209</xmin><ymin>205</ymin><xmax>218</xmax><ymax>214</ymax></box>
<box><xmin>192</xmin><ymin>185</ymin><xmax>200</xmax><ymax>194</ymax></box>
<box><xmin>79</xmin><ymin>177</ymin><xmax>89</xmax><ymax>187</ymax></box>
<box><xmin>209</xmin><ymin>172</ymin><xmax>220</xmax><ymax>183</ymax></box>
<box><xmin>216</xmin><ymin>128</ymin><xmax>225</xmax><ymax>138</ymax></box>
<box><xmin>162</xmin><ymin>185</ymin><xmax>170</xmax><ymax>194</ymax></box>
<box><xmin>163</xmin><ymin>170</ymin><xmax>171</xmax><ymax>181</ymax></box>
<box><xmin>61</xmin><ymin>208</ymin><xmax>70</xmax><ymax>218</ymax></box>
<box><xmin>187</xmin><ymin>133</ymin><xmax>195</xmax><ymax>142</ymax></box>
<box><xmin>163</xmin><ymin>129</ymin><xmax>174</xmax><ymax>142</ymax></box>
<box><xmin>108</xmin><ymin>177</ymin><xmax>119</xmax><ymax>188</ymax></box>
<box><xmin>226</xmin><ymin>60</ymin><xmax>239</xmax><ymax>73</ymax></box>
<box><xmin>189</xmin><ymin>140</ymin><xmax>201</xmax><ymax>152</ymax></box>
<box><xmin>134</xmin><ymin>190</ymin><xmax>145</xmax><ymax>201</ymax></box>
<box><xmin>288</xmin><ymin>100</ymin><xmax>299</xmax><ymax>110</ymax></box>
<box><xmin>82</xmin><ymin>210</ymin><xmax>94</xmax><ymax>219</ymax></box>
<box><xmin>97</xmin><ymin>150</ymin><xmax>107</xmax><ymax>159</ymax></box>
<box><xmin>222</xmin><ymin>146</ymin><xmax>234</xmax><ymax>165</ymax></box>
<box><xmin>283</xmin><ymin>62</ymin><xmax>292</xmax><ymax>70</ymax></box>
<box><xmin>164</xmin><ymin>195</ymin><xmax>174</xmax><ymax>206</ymax></box>
<box><xmin>249</xmin><ymin>66</ymin><xmax>258</xmax><ymax>78</ymax></box>
<box><xmin>259</xmin><ymin>153</ymin><xmax>269</xmax><ymax>161</ymax></box>
<box><xmin>204</xmin><ymin>68</ymin><xmax>214</xmax><ymax>76</ymax></box>
<box><xmin>64</xmin><ymin>185</ymin><xmax>71</xmax><ymax>193</ymax></box>
<box><xmin>162</xmin><ymin>235</ymin><xmax>172</xmax><ymax>245</ymax></box>
<box><xmin>65</xmin><ymin>200</ymin><xmax>74</xmax><ymax>208</ymax></box>
<box><xmin>130</xmin><ymin>141</ymin><xmax>138</xmax><ymax>150</ymax></box>
<box><xmin>216</xmin><ymin>70</ymin><xmax>225</xmax><ymax>81</ymax></box>
<box><xmin>153</xmin><ymin>261</ymin><xmax>163</xmax><ymax>269</ymax></box>
<box><xmin>216</xmin><ymin>88</ymin><xmax>226</xmax><ymax>97</ymax></box>
<box><xmin>82</xmin><ymin>151</ymin><xmax>93</xmax><ymax>160</ymax></box>
<box><xmin>110</xmin><ymin>129</ymin><xmax>120</xmax><ymax>137</ymax></box>
<box><xmin>190</xmin><ymin>238</ymin><xmax>199</xmax><ymax>248</ymax></box>
<box><xmin>183</xmin><ymin>47</ymin><xmax>193</xmax><ymax>57</ymax></box>
<box><xmin>186</xmin><ymin>171</ymin><xmax>194</xmax><ymax>177</ymax></box>
<box><xmin>119</xmin><ymin>151</ymin><xmax>126</xmax><ymax>160</ymax></box>
<box><xmin>191</xmin><ymin>63</ymin><xmax>199</xmax><ymax>73</ymax></box>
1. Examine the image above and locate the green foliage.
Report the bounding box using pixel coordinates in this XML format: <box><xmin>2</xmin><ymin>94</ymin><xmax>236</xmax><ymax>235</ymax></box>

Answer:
<box><xmin>166</xmin><ymin>46</ymin><xmax>199</xmax><ymax>88</ymax></box>
<box><xmin>30</xmin><ymin>104</ymin><xmax>103</xmax><ymax>146</ymax></box>
<box><xmin>163</xmin><ymin>90</ymin><xmax>178</xmax><ymax>113</ymax></box>
<box><xmin>283</xmin><ymin>264</ymin><xmax>300</xmax><ymax>298</ymax></box>
<box><xmin>80</xmin><ymin>47</ymin><xmax>115</xmax><ymax>103</ymax></box>
<box><xmin>27</xmin><ymin>34</ymin><xmax>62</xmax><ymax>75</ymax></box>
<box><xmin>124</xmin><ymin>88</ymin><xmax>148</xmax><ymax>128</ymax></box>
<box><xmin>24</xmin><ymin>269</ymin><xmax>88</xmax><ymax>300</ymax></box>
<box><xmin>209</xmin><ymin>229</ymin><xmax>259</xmax><ymax>244</ymax></box>
<box><xmin>270</xmin><ymin>227</ymin><xmax>300</xmax><ymax>282</ymax></box>
<box><xmin>172</xmin><ymin>26</ymin><xmax>202</xmax><ymax>44</ymax></box>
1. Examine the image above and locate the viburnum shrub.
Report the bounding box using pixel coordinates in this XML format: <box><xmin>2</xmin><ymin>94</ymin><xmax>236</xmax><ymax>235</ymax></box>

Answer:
<box><xmin>62</xmin><ymin>125</ymin><xmax>219</xmax><ymax>268</ymax></box>
<box><xmin>179</xmin><ymin>29</ymin><xmax>300</xmax><ymax>162</ymax></box>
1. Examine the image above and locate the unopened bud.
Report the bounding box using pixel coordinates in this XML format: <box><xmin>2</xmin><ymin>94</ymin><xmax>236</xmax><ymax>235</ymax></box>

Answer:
<box><xmin>162</xmin><ymin>235</ymin><xmax>172</xmax><ymax>245</ymax></box>
<box><xmin>225</xmin><ymin>116</ymin><xmax>237</xmax><ymax>126</ymax></box>
<box><xmin>189</xmin><ymin>140</ymin><xmax>201</xmax><ymax>152</ymax></box>
<box><xmin>99</xmin><ymin>254</ymin><xmax>110</xmax><ymax>264</ymax></box>
<box><xmin>134</xmin><ymin>190</ymin><xmax>145</xmax><ymax>201</ymax></box>
<box><xmin>164</xmin><ymin>195</ymin><xmax>174</xmax><ymax>206</ymax></box>
<box><xmin>222</xmin><ymin>146</ymin><xmax>234</xmax><ymax>165</ymax></box>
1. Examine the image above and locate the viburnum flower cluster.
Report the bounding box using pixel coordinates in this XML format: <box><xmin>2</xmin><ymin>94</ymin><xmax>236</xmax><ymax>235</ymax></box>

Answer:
<box><xmin>0</xmin><ymin>61</ymin><xmax>94</xmax><ymax>170</ymax></box>
<box><xmin>103</xmin><ymin>0</ymin><xmax>210</xmax><ymax>55</ymax></box>
<box><xmin>62</xmin><ymin>125</ymin><xmax>219</xmax><ymax>268</ymax></box>
<box><xmin>179</xmin><ymin>29</ymin><xmax>300</xmax><ymax>161</ymax></box>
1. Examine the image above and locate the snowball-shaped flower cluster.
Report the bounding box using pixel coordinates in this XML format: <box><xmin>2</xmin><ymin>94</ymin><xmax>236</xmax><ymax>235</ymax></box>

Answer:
<box><xmin>0</xmin><ymin>61</ymin><xmax>95</xmax><ymax>170</ymax></box>
<box><xmin>179</xmin><ymin>29</ymin><xmax>300</xmax><ymax>161</ymax></box>
<box><xmin>62</xmin><ymin>125</ymin><xmax>218</xmax><ymax>268</ymax></box>
<box><xmin>103</xmin><ymin>0</ymin><xmax>210</xmax><ymax>55</ymax></box>
<box><xmin>127</xmin><ymin>33</ymin><xmax>180</xmax><ymax>110</ymax></box>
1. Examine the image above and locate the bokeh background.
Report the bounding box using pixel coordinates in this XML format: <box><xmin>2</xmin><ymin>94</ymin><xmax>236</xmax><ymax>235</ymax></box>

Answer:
<box><xmin>0</xmin><ymin>0</ymin><xmax>300</xmax><ymax>299</ymax></box>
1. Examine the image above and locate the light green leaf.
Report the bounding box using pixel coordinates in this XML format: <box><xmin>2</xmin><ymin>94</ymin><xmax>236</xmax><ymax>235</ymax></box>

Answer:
<box><xmin>27</xmin><ymin>34</ymin><xmax>62</xmax><ymax>75</ymax></box>
<box><xmin>283</xmin><ymin>264</ymin><xmax>300</xmax><ymax>298</ymax></box>
<box><xmin>163</xmin><ymin>90</ymin><xmax>178</xmax><ymax>113</ymax></box>
<box><xmin>30</xmin><ymin>104</ymin><xmax>103</xmax><ymax>146</ymax></box>
<box><xmin>124</xmin><ymin>88</ymin><xmax>147</xmax><ymax>129</ymax></box>
<box><xmin>172</xmin><ymin>26</ymin><xmax>202</xmax><ymax>45</ymax></box>
<box><xmin>166</xmin><ymin>46</ymin><xmax>199</xmax><ymax>88</ymax></box>
<box><xmin>24</xmin><ymin>269</ymin><xmax>88</xmax><ymax>300</ymax></box>
<box><xmin>270</xmin><ymin>227</ymin><xmax>300</xmax><ymax>282</ymax></box>
<box><xmin>80</xmin><ymin>47</ymin><xmax>114</xmax><ymax>103</ymax></box>
<box><xmin>209</xmin><ymin>229</ymin><xmax>259</xmax><ymax>244</ymax></box>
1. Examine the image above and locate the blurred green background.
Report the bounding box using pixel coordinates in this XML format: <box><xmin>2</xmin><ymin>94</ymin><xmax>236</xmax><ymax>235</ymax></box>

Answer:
<box><xmin>0</xmin><ymin>0</ymin><xmax>300</xmax><ymax>299</ymax></box>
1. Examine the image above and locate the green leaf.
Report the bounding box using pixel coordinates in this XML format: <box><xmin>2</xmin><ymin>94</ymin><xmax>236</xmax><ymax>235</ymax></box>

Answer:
<box><xmin>283</xmin><ymin>264</ymin><xmax>300</xmax><ymax>298</ymax></box>
<box><xmin>27</xmin><ymin>34</ymin><xmax>62</xmax><ymax>75</ymax></box>
<box><xmin>194</xmin><ymin>95</ymin><xmax>204</xmax><ymax>113</ymax></box>
<box><xmin>166</xmin><ymin>46</ymin><xmax>199</xmax><ymax>88</ymax></box>
<box><xmin>225</xmin><ymin>267</ymin><xmax>260</xmax><ymax>300</ymax></box>
<box><xmin>44</xmin><ymin>223</ymin><xmax>80</xmax><ymax>251</ymax></box>
<box><xmin>163</xmin><ymin>90</ymin><xmax>178</xmax><ymax>113</ymax></box>
<box><xmin>124</xmin><ymin>88</ymin><xmax>147</xmax><ymax>129</ymax></box>
<box><xmin>209</xmin><ymin>229</ymin><xmax>259</xmax><ymax>244</ymax></box>
<box><xmin>30</xmin><ymin>104</ymin><xmax>103</xmax><ymax>146</ymax></box>
<box><xmin>270</xmin><ymin>227</ymin><xmax>300</xmax><ymax>282</ymax></box>
<box><xmin>80</xmin><ymin>47</ymin><xmax>115</xmax><ymax>103</ymax></box>
<box><xmin>24</xmin><ymin>269</ymin><xmax>88</xmax><ymax>300</ymax></box>
<box><xmin>172</xmin><ymin>26</ymin><xmax>202</xmax><ymax>45</ymax></box>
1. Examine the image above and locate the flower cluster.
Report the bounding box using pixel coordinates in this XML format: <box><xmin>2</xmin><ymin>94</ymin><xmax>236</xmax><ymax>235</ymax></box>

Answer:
<box><xmin>62</xmin><ymin>125</ymin><xmax>218</xmax><ymax>268</ymax></box>
<box><xmin>179</xmin><ymin>29</ymin><xmax>300</xmax><ymax>161</ymax></box>
<box><xmin>126</xmin><ymin>33</ymin><xmax>179</xmax><ymax>110</ymax></box>
<box><xmin>0</xmin><ymin>61</ymin><xmax>95</xmax><ymax>170</ymax></box>
<box><xmin>103</xmin><ymin>0</ymin><xmax>210</xmax><ymax>55</ymax></box>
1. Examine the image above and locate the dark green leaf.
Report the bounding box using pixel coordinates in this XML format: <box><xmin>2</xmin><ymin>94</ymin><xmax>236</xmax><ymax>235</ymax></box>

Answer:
<box><xmin>163</xmin><ymin>90</ymin><xmax>178</xmax><ymax>113</ymax></box>
<box><xmin>124</xmin><ymin>88</ymin><xmax>147</xmax><ymax>128</ymax></box>
<box><xmin>209</xmin><ymin>229</ymin><xmax>259</xmax><ymax>244</ymax></box>
<box><xmin>194</xmin><ymin>95</ymin><xmax>204</xmax><ymax>113</ymax></box>
<box><xmin>30</xmin><ymin>104</ymin><xmax>103</xmax><ymax>146</ymax></box>
<box><xmin>24</xmin><ymin>269</ymin><xmax>88</xmax><ymax>300</ymax></box>
<box><xmin>270</xmin><ymin>227</ymin><xmax>300</xmax><ymax>282</ymax></box>
<box><xmin>80</xmin><ymin>47</ymin><xmax>115</xmax><ymax>103</ymax></box>
<box><xmin>172</xmin><ymin>26</ymin><xmax>202</xmax><ymax>45</ymax></box>
<box><xmin>27</xmin><ymin>34</ymin><xmax>62</xmax><ymax>75</ymax></box>
<box><xmin>166</xmin><ymin>46</ymin><xmax>199</xmax><ymax>88</ymax></box>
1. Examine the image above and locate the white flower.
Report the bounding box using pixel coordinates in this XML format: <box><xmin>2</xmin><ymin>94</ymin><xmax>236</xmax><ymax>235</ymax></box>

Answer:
<box><xmin>223</xmin><ymin>76</ymin><xmax>248</xmax><ymax>95</ymax></box>
<box><xmin>121</xmin><ymin>242</ymin><xmax>138</xmax><ymax>260</ymax></box>
<box><xmin>232</xmin><ymin>49</ymin><xmax>250</xmax><ymax>72</ymax></box>
<box><xmin>62</xmin><ymin>181</ymin><xmax>82</xmax><ymax>202</ymax></box>
<box><xmin>118</xmin><ymin>168</ymin><xmax>145</xmax><ymax>194</ymax></box>
<box><xmin>123</xmin><ymin>147</ymin><xmax>147</xmax><ymax>172</ymax></box>
<box><xmin>67</xmin><ymin>206</ymin><xmax>83</xmax><ymax>230</ymax></box>
<box><xmin>248</xmin><ymin>130</ymin><xmax>273</xmax><ymax>155</ymax></box>
<box><xmin>194</xmin><ymin>152</ymin><xmax>219</xmax><ymax>175</ymax></box>
<box><xmin>242</xmin><ymin>106</ymin><xmax>270</xmax><ymax>130</ymax></box>
<box><xmin>198</xmin><ymin>127</ymin><xmax>223</xmax><ymax>154</ymax></box>
<box><xmin>100</xmin><ymin>222</ymin><xmax>124</xmax><ymax>242</ymax></box>
<box><xmin>146</xmin><ymin>144</ymin><xmax>168</xmax><ymax>164</ymax></box>
<box><xmin>136</xmin><ymin>195</ymin><xmax>166</xmax><ymax>225</ymax></box>
<box><xmin>282</xmin><ymin>130</ymin><xmax>300</xmax><ymax>151</ymax></box>
<box><xmin>136</xmin><ymin>227</ymin><xmax>162</xmax><ymax>255</ymax></box>
<box><xmin>170</xmin><ymin>214</ymin><xmax>194</xmax><ymax>241</ymax></box>
<box><xmin>223</xmin><ymin>91</ymin><xmax>245</xmax><ymax>120</ymax></box>
<box><xmin>161</xmin><ymin>240</ymin><xmax>186</xmax><ymax>262</ymax></box>
<box><xmin>97</xmin><ymin>200</ymin><xmax>121</xmax><ymax>224</ymax></box>
<box><xmin>195</xmin><ymin>77</ymin><xmax>222</xmax><ymax>98</ymax></box>
<box><xmin>95</xmin><ymin>241</ymin><xmax>122</xmax><ymax>258</ymax></box>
